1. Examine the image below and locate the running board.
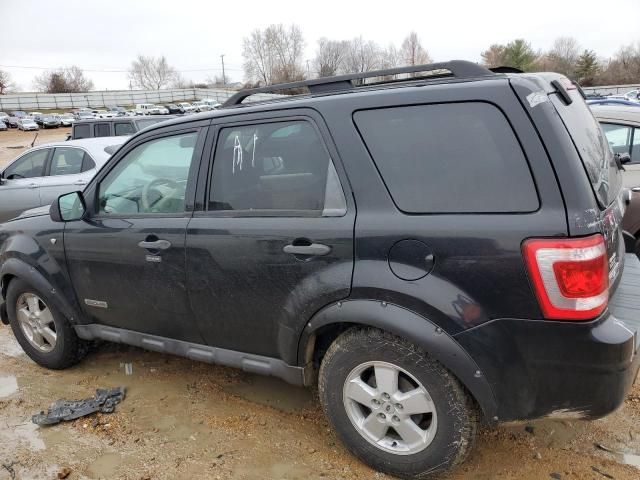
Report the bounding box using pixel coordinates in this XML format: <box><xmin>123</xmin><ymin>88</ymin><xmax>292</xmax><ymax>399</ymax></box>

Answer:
<box><xmin>74</xmin><ymin>324</ymin><xmax>306</xmax><ymax>386</ymax></box>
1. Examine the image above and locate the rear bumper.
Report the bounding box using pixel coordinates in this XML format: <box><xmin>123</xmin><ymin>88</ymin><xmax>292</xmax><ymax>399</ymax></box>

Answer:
<box><xmin>456</xmin><ymin>253</ymin><xmax>640</xmax><ymax>422</ymax></box>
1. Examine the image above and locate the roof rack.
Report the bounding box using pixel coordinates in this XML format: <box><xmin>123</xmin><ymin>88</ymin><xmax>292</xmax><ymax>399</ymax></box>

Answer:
<box><xmin>223</xmin><ymin>60</ymin><xmax>495</xmax><ymax>107</ymax></box>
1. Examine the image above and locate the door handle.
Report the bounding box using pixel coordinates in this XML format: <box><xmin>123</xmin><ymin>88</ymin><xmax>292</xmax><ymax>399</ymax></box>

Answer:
<box><xmin>283</xmin><ymin>242</ymin><xmax>331</xmax><ymax>256</ymax></box>
<box><xmin>28</xmin><ymin>183</ymin><xmax>38</xmax><ymax>189</ymax></box>
<box><xmin>73</xmin><ymin>180</ymin><xmax>87</xmax><ymax>186</ymax></box>
<box><xmin>138</xmin><ymin>239</ymin><xmax>172</xmax><ymax>250</ymax></box>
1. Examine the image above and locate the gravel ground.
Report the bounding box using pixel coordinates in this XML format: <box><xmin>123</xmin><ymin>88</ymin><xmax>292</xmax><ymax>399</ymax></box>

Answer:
<box><xmin>0</xmin><ymin>127</ymin><xmax>639</xmax><ymax>480</ymax></box>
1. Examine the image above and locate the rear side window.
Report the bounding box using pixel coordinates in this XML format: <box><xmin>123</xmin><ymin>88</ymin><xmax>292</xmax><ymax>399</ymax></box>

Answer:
<box><xmin>354</xmin><ymin>103</ymin><xmax>538</xmax><ymax>213</ymax></box>
<box><xmin>74</xmin><ymin>124</ymin><xmax>90</xmax><ymax>139</ymax></box>
<box><xmin>94</xmin><ymin>123</ymin><xmax>110</xmax><ymax>137</ymax></box>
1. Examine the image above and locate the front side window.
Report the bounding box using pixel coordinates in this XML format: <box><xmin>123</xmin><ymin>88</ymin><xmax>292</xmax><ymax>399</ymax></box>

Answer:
<box><xmin>209</xmin><ymin>120</ymin><xmax>345</xmax><ymax>215</ymax></box>
<box><xmin>97</xmin><ymin>132</ymin><xmax>198</xmax><ymax>215</ymax></box>
<box><xmin>50</xmin><ymin>148</ymin><xmax>87</xmax><ymax>176</ymax></box>
<box><xmin>354</xmin><ymin>103</ymin><xmax>539</xmax><ymax>213</ymax></box>
<box><xmin>74</xmin><ymin>124</ymin><xmax>90</xmax><ymax>139</ymax></box>
<box><xmin>3</xmin><ymin>149</ymin><xmax>49</xmax><ymax>179</ymax></box>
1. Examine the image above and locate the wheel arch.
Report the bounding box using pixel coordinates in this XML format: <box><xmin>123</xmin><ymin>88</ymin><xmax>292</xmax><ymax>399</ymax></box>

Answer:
<box><xmin>0</xmin><ymin>258</ymin><xmax>82</xmax><ymax>326</ymax></box>
<box><xmin>298</xmin><ymin>299</ymin><xmax>498</xmax><ymax>423</ymax></box>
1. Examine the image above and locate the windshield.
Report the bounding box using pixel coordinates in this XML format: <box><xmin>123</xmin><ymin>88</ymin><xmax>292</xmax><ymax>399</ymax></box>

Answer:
<box><xmin>550</xmin><ymin>88</ymin><xmax>622</xmax><ymax>208</ymax></box>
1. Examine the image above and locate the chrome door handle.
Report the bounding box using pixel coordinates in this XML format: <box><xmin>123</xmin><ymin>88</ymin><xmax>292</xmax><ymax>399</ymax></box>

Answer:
<box><xmin>138</xmin><ymin>239</ymin><xmax>172</xmax><ymax>250</ymax></box>
<box><xmin>283</xmin><ymin>243</ymin><xmax>331</xmax><ymax>256</ymax></box>
<box><xmin>28</xmin><ymin>183</ymin><xmax>38</xmax><ymax>189</ymax></box>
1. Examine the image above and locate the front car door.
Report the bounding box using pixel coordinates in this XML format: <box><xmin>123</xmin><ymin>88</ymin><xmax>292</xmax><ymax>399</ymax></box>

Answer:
<box><xmin>186</xmin><ymin>111</ymin><xmax>355</xmax><ymax>361</ymax></box>
<box><xmin>39</xmin><ymin>147</ymin><xmax>97</xmax><ymax>206</ymax></box>
<box><xmin>63</xmin><ymin>124</ymin><xmax>207</xmax><ymax>342</ymax></box>
<box><xmin>0</xmin><ymin>148</ymin><xmax>50</xmax><ymax>222</ymax></box>
<box><xmin>600</xmin><ymin>121</ymin><xmax>640</xmax><ymax>188</ymax></box>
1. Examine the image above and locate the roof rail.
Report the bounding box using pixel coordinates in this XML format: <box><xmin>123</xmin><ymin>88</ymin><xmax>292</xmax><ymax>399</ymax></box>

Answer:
<box><xmin>223</xmin><ymin>60</ymin><xmax>494</xmax><ymax>107</ymax></box>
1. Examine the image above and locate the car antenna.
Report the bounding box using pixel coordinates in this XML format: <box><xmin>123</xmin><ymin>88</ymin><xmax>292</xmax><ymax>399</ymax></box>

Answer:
<box><xmin>30</xmin><ymin>132</ymin><xmax>38</xmax><ymax>148</ymax></box>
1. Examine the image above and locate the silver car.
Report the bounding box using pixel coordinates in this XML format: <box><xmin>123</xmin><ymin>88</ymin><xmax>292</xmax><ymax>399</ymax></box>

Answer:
<box><xmin>0</xmin><ymin>137</ymin><xmax>127</xmax><ymax>223</ymax></box>
<box><xmin>17</xmin><ymin>118</ymin><xmax>39</xmax><ymax>131</ymax></box>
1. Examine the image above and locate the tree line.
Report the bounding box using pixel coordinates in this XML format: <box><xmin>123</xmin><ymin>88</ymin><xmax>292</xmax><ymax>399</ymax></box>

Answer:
<box><xmin>0</xmin><ymin>29</ymin><xmax>638</xmax><ymax>94</ymax></box>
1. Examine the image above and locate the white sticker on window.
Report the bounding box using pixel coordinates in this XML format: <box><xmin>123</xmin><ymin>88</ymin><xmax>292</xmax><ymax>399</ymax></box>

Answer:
<box><xmin>232</xmin><ymin>135</ymin><xmax>243</xmax><ymax>174</ymax></box>
<box><xmin>527</xmin><ymin>91</ymin><xmax>548</xmax><ymax>108</ymax></box>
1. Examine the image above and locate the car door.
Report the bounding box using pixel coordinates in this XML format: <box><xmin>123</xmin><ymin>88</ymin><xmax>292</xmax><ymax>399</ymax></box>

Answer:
<box><xmin>186</xmin><ymin>112</ymin><xmax>355</xmax><ymax>359</ymax></box>
<box><xmin>0</xmin><ymin>148</ymin><xmax>50</xmax><ymax>222</ymax></box>
<box><xmin>63</xmin><ymin>126</ymin><xmax>207</xmax><ymax>342</ymax></box>
<box><xmin>600</xmin><ymin>122</ymin><xmax>640</xmax><ymax>188</ymax></box>
<box><xmin>39</xmin><ymin>147</ymin><xmax>96</xmax><ymax>206</ymax></box>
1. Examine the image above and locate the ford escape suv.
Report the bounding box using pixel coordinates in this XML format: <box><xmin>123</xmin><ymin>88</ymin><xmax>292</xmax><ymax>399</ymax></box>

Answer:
<box><xmin>0</xmin><ymin>61</ymin><xmax>638</xmax><ymax>479</ymax></box>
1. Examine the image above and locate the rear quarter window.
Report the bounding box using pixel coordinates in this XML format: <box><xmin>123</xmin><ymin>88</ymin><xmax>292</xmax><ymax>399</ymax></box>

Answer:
<box><xmin>354</xmin><ymin>102</ymin><xmax>538</xmax><ymax>213</ymax></box>
<box><xmin>74</xmin><ymin>124</ymin><xmax>90</xmax><ymax>139</ymax></box>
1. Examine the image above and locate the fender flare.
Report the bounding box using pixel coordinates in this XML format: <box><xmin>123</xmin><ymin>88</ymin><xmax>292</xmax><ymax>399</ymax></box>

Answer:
<box><xmin>0</xmin><ymin>258</ymin><xmax>82</xmax><ymax>325</ymax></box>
<box><xmin>299</xmin><ymin>299</ymin><xmax>498</xmax><ymax>422</ymax></box>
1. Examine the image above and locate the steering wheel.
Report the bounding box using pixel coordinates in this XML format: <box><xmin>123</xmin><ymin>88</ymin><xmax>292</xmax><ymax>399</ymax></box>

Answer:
<box><xmin>141</xmin><ymin>178</ymin><xmax>180</xmax><ymax>212</ymax></box>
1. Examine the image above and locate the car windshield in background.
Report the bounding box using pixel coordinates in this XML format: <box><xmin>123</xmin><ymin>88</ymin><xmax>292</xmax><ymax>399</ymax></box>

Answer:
<box><xmin>136</xmin><ymin>118</ymin><xmax>167</xmax><ymax>130</ymax></box>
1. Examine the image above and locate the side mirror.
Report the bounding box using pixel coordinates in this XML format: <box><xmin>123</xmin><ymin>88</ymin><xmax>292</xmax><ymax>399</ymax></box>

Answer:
<box><xmin>50</xmin><ymin>191</ymin><xmax>86</xmax><ymax>222</ymax></box>
<box><xmin>620</xmin><ymin>153</ymin><xmax>632</xmax><ymax>164</ymax></box>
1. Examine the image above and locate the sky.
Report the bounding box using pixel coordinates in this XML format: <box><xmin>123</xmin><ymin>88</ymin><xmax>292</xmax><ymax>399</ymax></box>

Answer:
<box><xmin>1</xmin><ymin>0</ymin><xmax>639</xmax><ymax>91</ymax></box>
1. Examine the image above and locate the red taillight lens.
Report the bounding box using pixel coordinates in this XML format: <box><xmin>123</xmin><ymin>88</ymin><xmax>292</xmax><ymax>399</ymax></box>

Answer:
<box><xmin>523</xmin><ymin>235</ymin><xmax>609</xmax><ymax>320</ymax></box>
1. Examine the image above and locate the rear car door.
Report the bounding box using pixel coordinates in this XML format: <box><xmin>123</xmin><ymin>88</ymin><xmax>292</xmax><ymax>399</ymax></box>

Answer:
<box><xmin>39</xmin><ymin>147</ymin><xmax>96</xmax><ymax>206</ymax></box>
<box><xmin>186</xmin><ymin>111</ymin><xmax>355</xmax><ymax>359</ymax></box>
<box><xmin>0</xmin><ymin>148</ymin><xmax>50</xmax><ymax>222</ymax></box>
<box><xmin>599</xmin><ymin>122</ymin><xmax>640</xmax><ymax>188</ymax></box>
<box><xmin>63</xmin><ymin>125</ymin><xmax>207</xmax><ymax>342</ymax></box>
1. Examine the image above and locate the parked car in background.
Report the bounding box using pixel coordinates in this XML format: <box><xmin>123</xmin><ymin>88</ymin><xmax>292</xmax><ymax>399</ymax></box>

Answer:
<box><xmin>0</xmin><ymin>112</ymin><xmax>9</xmax><ymax>123</ymax></box>
<box><xmin>10</xmin><ymin>111</ymin><xmax>27</xmax><ymax>118</ymax></box>
<box><xmin>587</xmin><ymin>98</ymin><xmax>640</xmax><ymax>107</ymax></box>
<box><xmin>153</xmin><ymin>105</ymin><xmax>169</xmax><ymax>115</ymax></box>
<box><xmin>107</xmin><ymin>106</ymin><xmax>127</xmax><ymax>117</ymax></box>
<box><xmin>0</xmin><ymin>136</ymin><xmax>127</xmax><ymax>223</ymax></box>
<box><xmin>0</xmin><ymin>121</ymin><xmax>7</xmax><ymax>132</ymax></box>
<box><xmin>191</xmin><ymin>101</ymin><xmax>210</xmax><ymax>112</ymax></box>
<box><xmin>164</xmin><ymin>104</ymin><xmax>185</xmax><ymax>114</ymax></box>
<box><xmin>17</xmin><ymin>119</ymin><xmax>39</xmax><ymax>131</ymax></box>
<box><xmin>94</xmin><ymin>110</ymin><xmax>115</xmax><ymax>118</ymax></box>
<box><xmin>27</xmin><ymin>111</ymin><xmax>42</xmax><ymax>118</ymax></box>
<box><xmin>68</xmin><ymin>116</ymin><xmax>176</xmax><ymax>140</ymax></box>
<box><xmin>621</xmin><ymin>89</ymin><xmax>640</xmax><ymax>102</ymax></box>
<box><xmin>176</xmin><ymin>102</ymin><xmax>196</xmax><ymax>113</ymax></box>
<box><xmin>74</xmin><ymin>111</ymin><xmax>95</xmax><ymax>121</ymax></box>
<box><xmin>59</xmin><ymin>113</ymin><xmax>75</xmax><ymax>126</ymax></box>
<box><xmin>6</xmin><ymin>117</ymin><xmax>19</xmax><ymax>128</ymax></box>
<box><xmin>135</xmin><ymin>104</ymin><xmax>163</xmax><ymax>115</ymax></box>
<box><xmin>38</xmin><ymin>115</ymin><xmax>61</xmax><ymax>129</ymax></box>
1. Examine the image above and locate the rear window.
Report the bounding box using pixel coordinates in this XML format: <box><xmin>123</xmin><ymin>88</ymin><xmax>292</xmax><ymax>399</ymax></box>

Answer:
<box><xmin>94</xmin><ymin>123</ymin><xmax>110</xmax><ymax>137</ymax></box>
<box><xmin>354</xmin><ymin>102</ymin><xmax>538</xmax><ymax>213</ymax></box>
<box><xmin>550</xmin><ymin>90</ymin><xmax>621</xmax><ymax>207</ymax></box>
<box><xmin>74</xmin><ymin>124</ymin><xmax>90</xmax><ymax>139</ymax></box>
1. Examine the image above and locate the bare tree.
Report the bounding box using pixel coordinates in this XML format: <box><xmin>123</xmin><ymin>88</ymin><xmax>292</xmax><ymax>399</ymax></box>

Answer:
<box><xmin>597</xmin><ymin>43</ymin><xmax>640</xmax><ymax>85</ymax></box>
<box><xmin>341</xmin><ymin>36</ymin><xmax>381</xmax><ymax>74</ymax></box>
<box><xmin>380</xmin><ymin>44</ymin><xmax>402</xmax><ymax>69</ymax></box>
<box><xmin>545</xmin><ymin>37</ymin><xmax>581</xmax><ymax>77</ymax></box>
<box><xmin>0</xmin><ymin>70</ymin><xmax>15</xmax><ymax>94</ymax></box>
<box><xmin>33</xmin><ymin>66</ymin><xmax>94</xmax><ymax>93</ymax></box>
<box><xmin>128</xmin><ymin>55</ymin><xmax>177</xmax><ymax>90</ymax></box>
<box><xmin>313</xmin><ymin>38</ymin><xmax>349</xmax><ymax>77</ymax></box>
<box><xmin>400</xmin><ymin>32</ymin><xmax>432</xmax><ymax>67</ymax></box>
<box><xmin>242</xmin><ymin>24</ymin><xmax>306</xmax><ymax>85</ymax></box>
<box><xmin>481</xmin><ymin>44</ymin><xmax>507</xmax><ymax>67</ymax></box>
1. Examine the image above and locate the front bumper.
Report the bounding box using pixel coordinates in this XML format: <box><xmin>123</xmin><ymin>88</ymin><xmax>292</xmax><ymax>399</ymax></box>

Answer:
<box><xmin>456</xmin><ymin>253</ymin><xmax>640</xmax><ymax>422</ymax></box>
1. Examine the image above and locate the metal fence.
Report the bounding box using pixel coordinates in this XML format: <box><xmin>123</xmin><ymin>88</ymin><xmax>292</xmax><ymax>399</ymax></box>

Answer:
<box><xmin>582</xmin><ymin>84</ymin><xmax>640</xmax><ymax>96</ymax></box>
<box><xmin>0</xmin><ymin>88</ymin><xmax>276</xmax><ymax>111</ymax></box>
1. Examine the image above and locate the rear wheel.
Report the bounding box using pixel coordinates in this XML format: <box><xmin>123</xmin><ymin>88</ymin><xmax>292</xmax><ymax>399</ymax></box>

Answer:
<box><xmin>318</xmin><ymin>328</ymin><xmax>478</xmax><ymax>479</ymax></box>
<box><xmin>7</xmin><ymin>278</ymin><xmax>88</xmax><ymax>369</ymax></box>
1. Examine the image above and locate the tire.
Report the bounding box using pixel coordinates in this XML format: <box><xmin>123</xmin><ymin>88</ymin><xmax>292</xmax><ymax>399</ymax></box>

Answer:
<box><xmin>6</xmin><ymin>278</ymin><xmax>88</xmax><ymax>369</ymax></box>
<box><xmin>318</xmin><ymin>328</ymin><xmax>478</xmax><ymax>479</ymax></box>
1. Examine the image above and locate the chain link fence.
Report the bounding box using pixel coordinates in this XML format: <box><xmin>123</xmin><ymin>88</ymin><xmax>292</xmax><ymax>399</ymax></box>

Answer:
<box><xmin>0</xmin><ymin>88</ymin><xmax>271</xmax><ymax>111</ymax></box>
<box><xmin>582</xmin><ymin>84</ymin><xmax>640</xmax><ymax>96</ymax></box>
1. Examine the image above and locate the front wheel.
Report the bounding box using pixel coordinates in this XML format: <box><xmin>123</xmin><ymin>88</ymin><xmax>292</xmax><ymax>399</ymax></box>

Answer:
<box><xmin>318</xmin><ymin>328</ymin><xmax>478</xmax><ymax>479</ymax></box>
<box><xmin>6</xmin><ymin>278</ymin><xmax>88</xmax><ymax>369</ymax></box>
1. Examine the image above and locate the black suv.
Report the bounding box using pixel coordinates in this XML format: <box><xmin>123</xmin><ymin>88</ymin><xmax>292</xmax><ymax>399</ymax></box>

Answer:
<box><xmin>1</xmin><ymin>61</ymin><xmax>639</xmax><ymax>479</ymax></box>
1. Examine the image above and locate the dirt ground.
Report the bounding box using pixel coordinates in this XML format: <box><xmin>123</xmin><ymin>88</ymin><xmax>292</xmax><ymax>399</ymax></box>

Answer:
<box><xmin>1</xmin><ymin>127</ymin><xmax>640</xmax><ymax>479</ymax></box>
<box><xmin>0</xmin><ymin>127</ymin><xmax>71</xmax><ymax>168</ymax></box>
<box><xmin>0</xmin><ymin>332</ymin><xmax>639</xmax><ymax>480</ymax></box>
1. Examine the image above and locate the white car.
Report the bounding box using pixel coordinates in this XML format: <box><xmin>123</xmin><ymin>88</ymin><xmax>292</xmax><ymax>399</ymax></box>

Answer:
<box><xmin>0</xmin><ymin>137</ymin><xmax>128</xmax><ymax>223</ymax></box>
<box><xmin>94</xmin><ymin>110</ymin><xmax>115</xmax><ymax>118</ymax></box>
<box><xmin>153</xmin><ymin>105</ymin><xmax>169</xmax><ymax>115</ymax></box>
<box><xmin>27</xmin><ymin>111</ymin><xmax>42</xmax><ymax>118</ymax></box>
<box><xmin>17</xmin><ymin>119</ymin><xmax>39</xmax><ymax>131</ymax></box>
<box><xmin>59</xmin><ymin>114</ymin><xmax>75</xmax><ymax>126</ymax></box>
<box><xmin>176</xmin><ymin>102</ymin><xmax>196</xmax><ymax>113</ymax></box>
<box><xmin>135</xmin><ymin>104</ymin><xmax>163</xmax><ymax>115</ymax></box>
<box><xmin>191</xmin><ymin>101</ymin><xmax>211</xmax><ymax>112</ymax></box>
<box><xmin>621</xmin><ymin>90</ymin><xmax>640</xmax><ymax>102</ymax></box>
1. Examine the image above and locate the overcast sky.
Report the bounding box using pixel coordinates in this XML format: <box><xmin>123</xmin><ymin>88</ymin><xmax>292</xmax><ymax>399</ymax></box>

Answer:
<box><xmin>2</xmin><ymin>0</ymin><xmax>639</xmax><ymax>91</ymax></box>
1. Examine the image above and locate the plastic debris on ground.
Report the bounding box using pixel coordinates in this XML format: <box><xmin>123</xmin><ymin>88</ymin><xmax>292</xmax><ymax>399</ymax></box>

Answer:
<box><xmin>32</xmin><ymin>387</ymin><xmax>126</xmax><ymax>426</ymax></box>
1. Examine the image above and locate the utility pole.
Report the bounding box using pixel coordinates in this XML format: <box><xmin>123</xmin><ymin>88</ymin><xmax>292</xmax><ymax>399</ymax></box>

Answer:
<box><xmin>220</xmin><ymin>54</ymin><xmax>226</xmax><ymax>86</ymax></box>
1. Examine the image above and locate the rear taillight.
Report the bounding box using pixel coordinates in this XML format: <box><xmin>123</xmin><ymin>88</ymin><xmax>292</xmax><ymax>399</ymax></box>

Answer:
<box><xmin>522</xmin><ymin>235</ymin><xmax>608</xmax><ymax>320</ymax></box>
